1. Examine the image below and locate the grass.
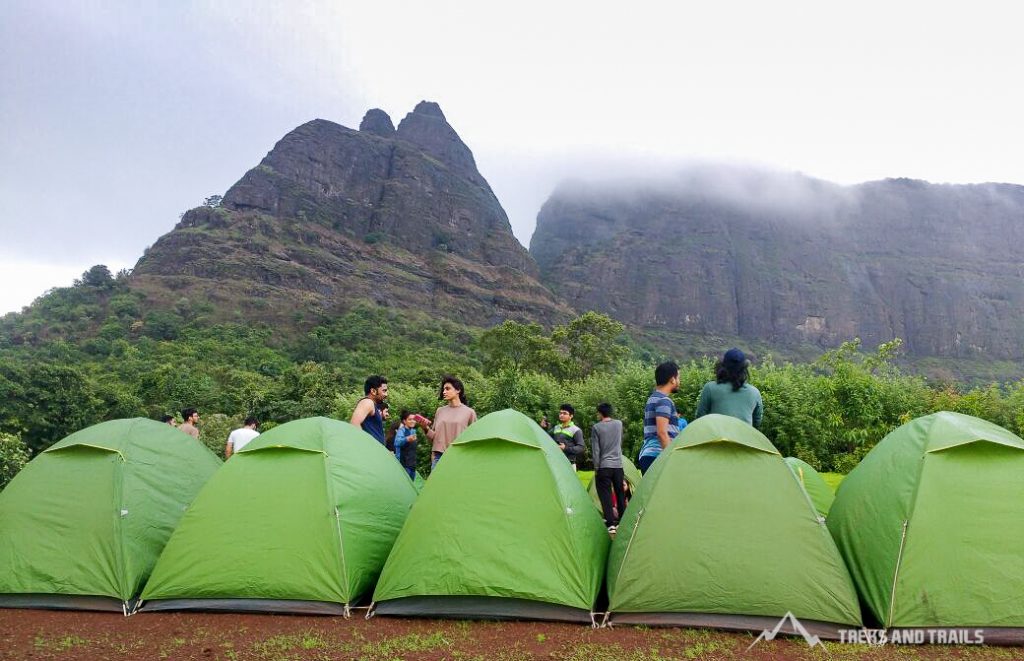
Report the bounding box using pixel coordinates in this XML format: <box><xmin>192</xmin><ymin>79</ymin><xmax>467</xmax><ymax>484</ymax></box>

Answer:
<box><xmin>252</xmin><ymin>632</ymin><xmax>331</xmax><ymax>658</ymax></box>
<box><xmin>359</xmin><ymin>631</ymin><xmax>451</xmax><ymax>657</ymax></box>
<box><xmin>558</xmin><ymin>643</ymin><xmax>677</xmax><ymax>661</ymax></box>
<box><xmin>821</xmin><ymin>472</ymin><xmax>845</xmax><ymax>492</ymax></box>
<box><xmin>33</xmin><ymin>634</ymin><xmax>89</xmax><ymax>651</ymax></box>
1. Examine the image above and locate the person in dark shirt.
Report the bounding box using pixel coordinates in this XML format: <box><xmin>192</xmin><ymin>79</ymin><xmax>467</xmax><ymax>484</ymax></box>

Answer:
<box><xmin>350</xmin><ymin>375</ymin><xmax>388</xmax><ymax>445</ymax></box>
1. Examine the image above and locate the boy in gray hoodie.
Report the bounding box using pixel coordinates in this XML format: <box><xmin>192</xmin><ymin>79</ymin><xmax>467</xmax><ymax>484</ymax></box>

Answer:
<box><xmin>591</xmin><ymin>402</ymin><xmax>626</xmax><ymax>533</ymax></box>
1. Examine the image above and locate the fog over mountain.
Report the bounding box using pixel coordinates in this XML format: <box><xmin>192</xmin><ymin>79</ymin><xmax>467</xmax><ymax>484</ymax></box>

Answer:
<box><xmin>531</xmin><ymin>164</ymin><xmax>1024</xmax><ymax>361</ymax></box>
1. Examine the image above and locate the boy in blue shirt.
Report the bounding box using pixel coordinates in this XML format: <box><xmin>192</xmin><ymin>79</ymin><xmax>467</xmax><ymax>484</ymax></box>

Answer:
<box><xmin>394</xmin><ymin>410</ymin><xmax>420</xmax><ymax>480</ymax></box>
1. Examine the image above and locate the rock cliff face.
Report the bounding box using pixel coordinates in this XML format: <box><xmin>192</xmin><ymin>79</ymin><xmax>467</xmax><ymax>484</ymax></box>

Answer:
<box><xmin>133</xmin><ymin>102</ymin><xmax>560</xmax><ymax>326</ymax></box>
<box><xmin>530</xmin><ymin>170</ymin><xmax>1024</xmax><ymax>359</ymax></box>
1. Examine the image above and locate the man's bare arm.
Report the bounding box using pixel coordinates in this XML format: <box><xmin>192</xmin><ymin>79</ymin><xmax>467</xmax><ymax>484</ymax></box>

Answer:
<box><xmin>350</xmin><ymin>399</ymin><xmax>374</xmax><ymax>427</ymax></box>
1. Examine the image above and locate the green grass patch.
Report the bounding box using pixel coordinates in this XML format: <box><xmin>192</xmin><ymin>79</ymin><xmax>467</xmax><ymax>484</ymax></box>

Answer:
<box><xmin>359</xmin><ymin>631</ymin><xmax>451</xmax><ymax>658</ymax></box>
<box><xmin>821</xmin><ymin>472</ymin><xmax>845</xmax><ymax>492</ymax></box>
<box><xmin>252</xmin><ymin>631</ymin><xmax>333</xmax><ymax>658</ymax></box>
<box><xmin>557</xmin><ymin>643</ymin><xmax>677</xmax><ymax>661</ymax></box>
<box><xmin>33</xmin><ymin>634</ymin><xmax>90</xmax><ymax>651</ymax></box>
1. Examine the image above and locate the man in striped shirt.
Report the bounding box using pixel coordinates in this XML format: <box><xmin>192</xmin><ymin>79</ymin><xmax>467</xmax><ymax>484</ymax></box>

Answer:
<box><xmin>637</xmin><ymin>361</ymin><xmax>687</xmax><ymax>474</ymax></box>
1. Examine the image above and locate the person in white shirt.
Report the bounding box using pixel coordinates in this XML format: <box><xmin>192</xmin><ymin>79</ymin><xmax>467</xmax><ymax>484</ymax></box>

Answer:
<box><xmin>225</xmin><ymin>417</ymin><xmax>260</xmax><ymax>458</ymax></box>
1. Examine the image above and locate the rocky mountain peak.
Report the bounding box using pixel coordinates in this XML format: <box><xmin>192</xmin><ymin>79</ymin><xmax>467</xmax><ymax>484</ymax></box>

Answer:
<box><xmin>131</xmin><ymin>104</ymin><xmax>559</xmax><ymax>327</ymax></box>
<box><xmin>410</xmin><ymin>100</ymin><xmax>446</xmax><ymax>119</ymax></box>
<box><xmin>358</xmin><ymin>108</ymin><xmax>395</xmax><ymax>137</ymax></box>
<box><xmin>395</xmin><ymin>100</ymin><xmax>479</xmax><ymax>181</ymax></box>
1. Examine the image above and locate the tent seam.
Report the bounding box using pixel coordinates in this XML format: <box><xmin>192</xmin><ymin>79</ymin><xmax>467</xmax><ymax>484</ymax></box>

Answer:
<box><xmin>547</xmin><ymin>448</ymin><xmax>589</xmax><ymax>609</ymax></box>
<box><xmin>612</xmin><ymin>507</ymin><xmax>645</xmax><ymax>601</ymax></box>
<box><xmin>451</xmin><ymin>438</ymin><xmax>543</xmax><ymax>449</ymax></box>
<box><xmin>886</xmin><ymin>519</ymin><xmax>910</xmax><ymax>627</ymax></box>
<box><xmin>44</xmin><ymin>443</ymin><xmax>124</xmax><ymax>458</ymax></box>
<box><xmin>784</xmin><ymin>460</ymin><xmax>822</xmax><ymax>522</ymax></box>
<box><xmin>113</xmin><ymin>453</ymin><xmax>129</xmax><ymax>608</ymax></box>
<box><xmin>323</xmin><ymin>450</ymin><xmax>350</xmax><ymax>606</ymax></box>
<box><xmin>886</xmin><ymin>417</ymin><xmax>934</xmax><ymax>627</ymax></box>
<box><xmin>926</xmin><ymin>437</ymin><xmax>1024</xmax><ymax>453</ymax></box>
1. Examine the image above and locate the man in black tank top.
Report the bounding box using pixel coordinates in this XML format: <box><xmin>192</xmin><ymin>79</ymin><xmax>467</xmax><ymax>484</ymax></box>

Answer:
<box><xmin>350</xmin><ymin>375</ymin><xmax>388</xmax><ymax>445</ymax></box>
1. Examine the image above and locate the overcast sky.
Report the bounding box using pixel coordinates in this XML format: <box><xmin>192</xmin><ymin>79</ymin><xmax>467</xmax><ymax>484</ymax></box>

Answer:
<box><xmin>3</xmin><ymin>1</ymin><xmax>1023</xmax><ymax>313</ymax></box>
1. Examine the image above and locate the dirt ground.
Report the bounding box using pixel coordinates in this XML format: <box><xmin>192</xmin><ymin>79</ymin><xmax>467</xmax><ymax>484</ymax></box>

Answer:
<box><xmin>0</xmin><ymin>609</ymin><xmax>1019</xmax><ymax>661</ymax></box>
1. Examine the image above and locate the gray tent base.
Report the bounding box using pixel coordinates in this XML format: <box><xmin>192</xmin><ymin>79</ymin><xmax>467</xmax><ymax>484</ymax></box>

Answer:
<box><xmin>374</xmin><ymin>596</ymin><xmax>595</xmax><ymax>624</ymax></box>
<box><xmin>0</xmin><ymin>594</ymin><xmax>127</xmax><ymax>613</ymax></box>
<box><xmin>608</xmin><ymin>612</ymin><xmax>850</xmax><ymax>640</ymax></box>
<box><xmin>140</xmin><ymin>599</ymin><xmax>349</xmax><ymax>616</ymax></box>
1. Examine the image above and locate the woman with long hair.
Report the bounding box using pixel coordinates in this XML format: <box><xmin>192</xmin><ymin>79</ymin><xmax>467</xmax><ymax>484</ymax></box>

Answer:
<box><xmin>424</xmin><ymin>375</ymin><xmax>477</xmax><ymax>470</ymax></box>
<box><xmin>694</xmin><ymin>348</ymin><xmax>764</xmax><ymax>427</ymax></box>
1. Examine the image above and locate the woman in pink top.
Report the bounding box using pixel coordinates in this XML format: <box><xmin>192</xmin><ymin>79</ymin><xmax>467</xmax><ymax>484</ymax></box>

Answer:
<box><xmin>425</xmin><ymin>375</ymin><xmax>477</xmax><ymax>470</ymax></box>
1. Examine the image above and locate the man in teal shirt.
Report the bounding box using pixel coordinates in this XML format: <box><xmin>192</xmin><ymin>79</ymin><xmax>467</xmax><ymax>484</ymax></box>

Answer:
<box><xmin>695</xmin><ymin>348</ymin><xmax>763</xmax><ymax>427</ymax></box>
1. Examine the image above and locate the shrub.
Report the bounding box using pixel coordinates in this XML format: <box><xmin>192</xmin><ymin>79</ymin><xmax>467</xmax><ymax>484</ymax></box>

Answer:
<box><xmin>0</xmin><ymin>432</ymin><xmax>30</xmax><ymax>490</ymax></box>
<box><xmin>197</xmin><ymin>413</ymin><xmax>242</xmax><ymax>459</ymax></box>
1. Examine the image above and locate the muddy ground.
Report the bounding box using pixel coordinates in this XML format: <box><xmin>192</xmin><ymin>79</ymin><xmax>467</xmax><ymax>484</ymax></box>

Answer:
<box><xmin>0</xmin><ymin>609</ymin><xmax>1017</xmax><ymax>660</ymax></box>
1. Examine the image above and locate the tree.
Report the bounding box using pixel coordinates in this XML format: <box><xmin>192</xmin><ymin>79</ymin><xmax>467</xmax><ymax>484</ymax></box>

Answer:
<box><xmin>552</xmin><ymin>311</ymin><xmax>629</xmax><ymax>380</ymax></box>
<box><xmin>203</xmin><ymin>195</ymin><xmax>223</xmax><ymax>208</ymax></box>
<box><xmin>75</xmin><ymin>265</ymin><xmax>114</xmax><ymax>289</ymax></box>
<box><xmin>477</xmin><ymin>321</ymin><xmax>562</xmax><ymax>375</ymax></box>
<box><xmin>0</xmin><ymin>362</ymin><xmax>102</xmax><ymax>453</ymax></box>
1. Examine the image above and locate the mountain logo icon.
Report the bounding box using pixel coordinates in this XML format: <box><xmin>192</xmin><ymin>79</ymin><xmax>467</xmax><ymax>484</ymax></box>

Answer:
<box><xmin>747</xmin><ymin>611</ymin><xmax>824</xmax><ymax>650</ymax></box>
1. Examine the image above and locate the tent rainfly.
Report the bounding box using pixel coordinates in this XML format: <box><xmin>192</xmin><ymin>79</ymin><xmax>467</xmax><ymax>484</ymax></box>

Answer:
<box><xmin>606</xmin><ymin>414</ymin><xmax>862</xmax><ymax>636</ymax></box>
<box><xmin>784</xmin><ymin>456</ymin><xmax>834</xmax><ymax>518</ymax></box>
<box><xmin>372</xmin><ymin>409</ymin><xmax>610</xmax><ymax>623</ymax></box>
<box><xmin>0</xmin><ymin>418</ymin><xmax>221</xmax><ymax>613</ymax></box>
<box><xmin>140</xmin><ymin>417</ymin><xmax>417</xmax><ymax>615</ymax></box>
<box><xmin>828</xmin><ymin>411</ymin><xmax>1024</xmax><ymax>641</ymax></box>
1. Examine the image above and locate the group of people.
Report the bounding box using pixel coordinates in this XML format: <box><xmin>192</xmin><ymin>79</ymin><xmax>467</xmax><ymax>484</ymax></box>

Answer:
<box><xmin>349</xmin><ymin>374</ymin><xmax>477</xmax><ymax>480</ymax></box>
<box><xmin>614</xmin><ymin>348</ymin><xmax>762</xmax><ymax>532</ymax></box>
<box><xmin>638</xmin><ymin>348</ymin><xmax>763</xmax><ymax>472</ymax></box>
<box><xmin>156</xmin><ymin>348</ymin><xmax>763</xmax><ymax>537</ymax></box>
<box><xmin>340</xmin><ymin>348</ymin><xmax>763</xmax><ymax>536</ymax></box>
<box><xmin>159</xmin><ymin>408</ymin><xmax>262</xmax><ymax>457</ymax></box>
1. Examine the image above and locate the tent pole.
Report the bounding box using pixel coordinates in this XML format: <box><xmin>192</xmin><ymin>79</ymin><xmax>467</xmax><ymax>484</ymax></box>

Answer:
<box><xmin>886</xmin><ymin>519</ymin><xmax>909</xmax><ymax>628</ymax></box>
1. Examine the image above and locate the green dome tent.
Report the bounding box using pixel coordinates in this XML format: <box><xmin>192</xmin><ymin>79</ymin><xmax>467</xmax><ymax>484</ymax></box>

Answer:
<box><xmin>606</xmin><ymin>414</ymin><xmax>861</xmax><ymax>634</ymax></box>
<box><xmin>587</xmin><ymin>455</ymin><xmax>642</xmax><ymax>512</ymax></box>
<box><xmin>828</xmin><ymin>411</ymin><xmax>1024</xmax><ymax>635</ymax></box>
<box><xmin>784</xmin><ymin>457</ymin><xmax>834</xmax><ymax>518</ymax></box>
<box><xmin>373</xmin><ymin>409</ymin><xmax>610</xmax><ymax>623</ymax></box>
<box><xmin>141</xmin><ymin>417</ymin><xmax>417</xmax><ymax>615</ymax></box>
<box><xmin>0</xmin><ymin>418</ymin><xmax>221</xmax><ymax>612</ymax></box>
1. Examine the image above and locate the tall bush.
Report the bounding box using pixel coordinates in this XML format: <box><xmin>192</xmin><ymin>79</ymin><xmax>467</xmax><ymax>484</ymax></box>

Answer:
<box><xmin>0</xmin><ymin>432</ymin><xmax>30</xmax><ymax>490</ymax></box>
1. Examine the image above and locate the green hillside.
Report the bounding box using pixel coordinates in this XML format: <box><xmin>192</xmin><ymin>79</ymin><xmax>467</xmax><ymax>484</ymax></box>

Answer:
<box><xmin>3</xmin><ymin>267</ymin><xmax>1024</xmax><ymax>491</ymax></box>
